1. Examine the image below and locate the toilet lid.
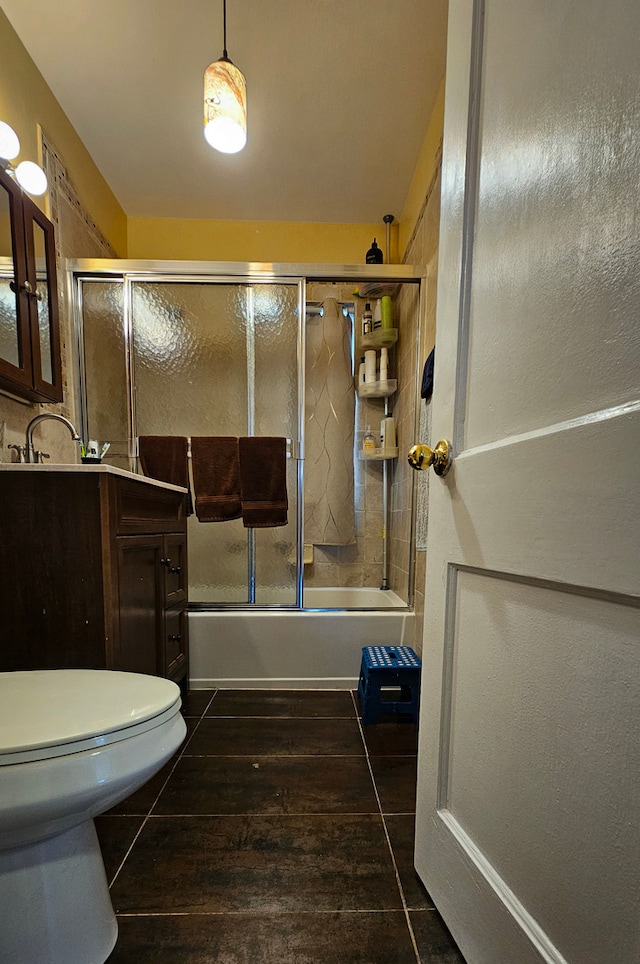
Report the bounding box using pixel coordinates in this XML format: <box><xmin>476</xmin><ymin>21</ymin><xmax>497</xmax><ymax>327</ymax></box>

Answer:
<box><xmin>0</xmin><ymin>670</ymin><xmax>182</xmax><ymax>759</ymax></box>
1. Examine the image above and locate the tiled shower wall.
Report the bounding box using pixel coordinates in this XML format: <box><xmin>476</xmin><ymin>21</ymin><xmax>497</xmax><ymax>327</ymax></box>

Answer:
<box><xmin>389</xmin><ymin>145</ymin><xmax>443</xmax><ymax>652</ymax></box>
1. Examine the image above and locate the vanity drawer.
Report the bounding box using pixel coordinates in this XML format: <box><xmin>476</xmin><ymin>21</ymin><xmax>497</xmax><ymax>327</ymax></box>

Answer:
<box><xmin>114</xmin><ymin>475</ymin><xmax>188</xmax><ymax>535</ymax></box>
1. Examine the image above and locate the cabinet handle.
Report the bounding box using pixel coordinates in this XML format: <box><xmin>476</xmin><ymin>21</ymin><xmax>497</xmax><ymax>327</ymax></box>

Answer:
<box><xmin>160</xmin><ymin>557</ymin><xmax>170</xmax><ymax>567</ymax></box>
<box><xmin>9</xmin><ymin>280</ymin><xmax>42</xmax><ymax>300</ymax></box>
<box><xmin>168</xmin><ymin>634</ymin><xmax>182</xmax><ymax>642</ymax></box>
<box><xmin>169</xmin><ymin>565</ymin><xmax>181</xmax><ymax>575</ymax></box>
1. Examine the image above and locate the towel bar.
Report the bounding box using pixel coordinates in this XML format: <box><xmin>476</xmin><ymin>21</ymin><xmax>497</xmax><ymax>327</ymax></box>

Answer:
<box><xmin>135</xmin><ymin>436</ymin><xmax>301</xmax><ymax>460</ymax></box>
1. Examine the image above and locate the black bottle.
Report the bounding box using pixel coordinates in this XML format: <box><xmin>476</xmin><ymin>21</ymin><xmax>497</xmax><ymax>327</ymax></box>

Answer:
<box><xmin>366</xmin><ymin>238</ymin><xmax>383</xmax><ymax>264</ymax></box>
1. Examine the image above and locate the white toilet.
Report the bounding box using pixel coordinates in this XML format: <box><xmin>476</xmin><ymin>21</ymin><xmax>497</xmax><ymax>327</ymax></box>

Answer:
<box><xmin>0</xmin><ymin>669</ymin><xmax>187</xmax><ymax>964</ymax></box>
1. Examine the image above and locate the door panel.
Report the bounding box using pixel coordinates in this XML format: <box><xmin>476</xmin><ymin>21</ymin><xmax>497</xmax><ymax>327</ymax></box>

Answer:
<box><xmin>116</xmin><ymin>536</ymin><xmax>162</xmax><ymax>675</ymax></box>
<box><xmin>415</xmin><ymin>0</ymin><xmax>640</xmax><ymax>961</ymax></box>
<box><xmin>442</xmin><ymin>570</ymin><xmax>639</xmax><ymax>958</ymax></box>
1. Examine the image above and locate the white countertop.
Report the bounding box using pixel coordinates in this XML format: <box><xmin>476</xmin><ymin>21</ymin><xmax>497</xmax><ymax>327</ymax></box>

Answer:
<box><xmin>0</xmin><ymin>462</ymin><xmax>188</xmax><ymax>494</ymax></box>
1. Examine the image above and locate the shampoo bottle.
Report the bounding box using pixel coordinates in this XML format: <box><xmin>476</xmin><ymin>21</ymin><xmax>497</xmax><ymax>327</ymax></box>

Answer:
<box><xmin>364</xmin><ymin>349</ymin><xmax>377</xmax><ymax>384</ymax></box>
<box><xmin>373</xmin><ymin>299</ymin><xmax>382</xmax><ymax>330</ymax></box>
<box><xmin>381</xmin><ymin>414</ymin><xmax>397</xmax><ymax>451</ymax></box>
<box><xmin>379</xmin><ymin>346</ymin><xmax>389</xmax><ymax>382</ymax></box>
<box><xmin>358</xmin><ymin>356</ymin><xmax>366</xmax><ymax>386</ymax></box>
<box><xmin>362</xmin><ymin>303</ymin><xmax>373</xmax><ymax>335</ymax></box>
<box><xmin>366</xmin><ymin>238</ymin><xmax>384</xmax><ymax>264</ymax></box>
<box><xmin>381</xmin><ymin>295</ymin><xmax>393</xmax><ymax>329</ymax></box>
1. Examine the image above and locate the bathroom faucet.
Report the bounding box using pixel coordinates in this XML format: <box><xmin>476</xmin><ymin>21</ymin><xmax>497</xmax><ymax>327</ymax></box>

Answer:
<box><xmin>25</xmin><ymin>413</ymin><xmax>82</xmax><ymax>464</ymax></box>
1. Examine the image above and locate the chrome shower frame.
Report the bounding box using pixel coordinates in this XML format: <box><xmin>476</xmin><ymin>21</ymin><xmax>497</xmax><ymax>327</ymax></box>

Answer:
<box><xmin>69</xmin><ymin>259</ymin><xmax>426</xmax><ymax>611</ymax></box>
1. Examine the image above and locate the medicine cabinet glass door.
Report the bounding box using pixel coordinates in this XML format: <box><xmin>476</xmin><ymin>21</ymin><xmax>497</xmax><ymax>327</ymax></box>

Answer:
<box><xmin>0</xmin><ymin>165</ymin><xmax>62</xmax><ymax>403</ymax></box>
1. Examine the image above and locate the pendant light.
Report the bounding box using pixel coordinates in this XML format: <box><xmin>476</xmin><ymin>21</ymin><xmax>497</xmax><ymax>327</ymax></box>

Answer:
<box><xmin>203</xmin><ymin>0</ymin><xmax>247</xmax><ymax>154</ymax></box>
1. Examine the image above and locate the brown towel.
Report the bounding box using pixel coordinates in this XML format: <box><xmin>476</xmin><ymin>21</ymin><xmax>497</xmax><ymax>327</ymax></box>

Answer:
<box><xmin>138</xmin><ymin>436</ymin><xmax>193</xmax><ymax>514</ymax></box>
<box><xmin>191</xmin><ymin>436</ymin><xmax>242</xmax><ymax>522</ymax></box>
<box><xmin>239</xmin><ymin>436</ymin><xmax>288</xmax><ymax>528</ymax></box>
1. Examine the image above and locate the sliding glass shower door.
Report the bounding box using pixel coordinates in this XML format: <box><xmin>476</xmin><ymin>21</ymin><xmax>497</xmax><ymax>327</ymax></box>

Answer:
<box><xmin>79</xmin><ymin>276</ymin><xmax>303</xmax><ymax>606</ymax></box>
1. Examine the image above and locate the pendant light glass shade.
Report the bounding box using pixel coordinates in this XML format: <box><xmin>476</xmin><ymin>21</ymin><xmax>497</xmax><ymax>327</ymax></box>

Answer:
<box><xmin>204</xmin><ymin>57</ymin><xmax>247</xmax><ymax>154</ymax></box>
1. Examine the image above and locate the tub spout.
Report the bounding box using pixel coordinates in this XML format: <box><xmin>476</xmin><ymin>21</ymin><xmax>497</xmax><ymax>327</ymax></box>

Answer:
<box><xmin>25</xmin><ymin>413</ymin><xmax>82</xmax><ymax>464</ymax></box>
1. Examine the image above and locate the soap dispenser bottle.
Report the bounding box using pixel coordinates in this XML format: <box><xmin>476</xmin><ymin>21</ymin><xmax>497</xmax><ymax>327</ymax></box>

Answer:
<box><xmin>363</xmin><ymin>426</ymin><xmax>377</xmax><ymax>453</ymax></box>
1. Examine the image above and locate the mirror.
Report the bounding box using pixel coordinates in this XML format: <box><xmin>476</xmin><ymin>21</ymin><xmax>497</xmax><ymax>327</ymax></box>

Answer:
<box><xmin>0</xmin><ymin>172</ymin><xmax>22</xmax><ymax>370</ymax></box>
<box><xmin>0</xmin><ymin>165</ymin><xmax>62</xmax><ymax>403</ymax></box>
<box><xmin>32</xmin><ymin>217</ymin><xmax>53</xmax><ymax>385</ymax></box>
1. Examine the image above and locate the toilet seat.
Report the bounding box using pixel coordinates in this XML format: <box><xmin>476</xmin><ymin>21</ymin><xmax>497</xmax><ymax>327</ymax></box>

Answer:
<box><xmin>0</xmin><ymin>670</ymin><xmax>182</xmax><ymax>765</ymax></box>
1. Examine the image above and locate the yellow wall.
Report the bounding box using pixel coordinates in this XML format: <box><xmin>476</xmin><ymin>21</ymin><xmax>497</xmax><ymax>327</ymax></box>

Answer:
<box><xmin>1</xmin><ymin>0</ymin><xmax>444</xmax><ymax>269</ymax></box>
<box><xmin>399</xmin><ymin>78</ymin><xmax>446</xmax><ymax>259</ymax></box>
<box><xmin>0</xmin><ymin>8</ymin><xmax>127</xmax><ymax>255</ymax></box>
<box><xmin>127</xmin><ymin>216</ymin><xmax>399</xmax><ymax>266</ymax></box>
<box><xmin>1</xmin><ymin>4</ymin><xmax>438</xmax><ymax>266</ymax></box>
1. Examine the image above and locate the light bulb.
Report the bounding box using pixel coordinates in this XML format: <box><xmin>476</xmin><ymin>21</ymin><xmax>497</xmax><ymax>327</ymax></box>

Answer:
<box><xmin>14</xmin><ymin>160</ymin><xmax>48</xmax><ymax>196</ymax></box>
<box><xmin>204</xmin><ymin>116</ymin><xmax>247</xmax><ymax>154</ymax></box>
<box><xmin>0</xmin><ymin>121</ymin><xmax>20</xmax><ymax>161</ymax></box>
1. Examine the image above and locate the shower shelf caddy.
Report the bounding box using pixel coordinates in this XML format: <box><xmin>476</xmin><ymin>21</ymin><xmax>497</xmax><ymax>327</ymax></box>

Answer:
<box><xmin>359</xmin><ymin>445</ymin><xmax>399</xmax><ymax>460</ymax></box>
<box><xmin>360</xmin><ymin>327</ymin><xmax>398</xmax><ymax>350</ymax></box>
<box><xmin>358</xmin><ymin>378</ymin><xmax>397</xmax><ymax>398</ymax></box>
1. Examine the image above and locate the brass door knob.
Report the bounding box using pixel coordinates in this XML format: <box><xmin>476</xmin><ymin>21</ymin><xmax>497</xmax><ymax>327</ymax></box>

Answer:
<box><xmin>408</xmin><ymin>440</ymin><xmax>452</xmax><ymax>476</ymax></box>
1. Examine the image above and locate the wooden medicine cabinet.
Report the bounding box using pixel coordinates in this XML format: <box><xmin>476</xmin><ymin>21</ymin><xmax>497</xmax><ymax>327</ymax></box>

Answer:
<box><xmin>0</xmin><ymin>164</ymin><xmax>62</xmax><ymax>403</ymax></box>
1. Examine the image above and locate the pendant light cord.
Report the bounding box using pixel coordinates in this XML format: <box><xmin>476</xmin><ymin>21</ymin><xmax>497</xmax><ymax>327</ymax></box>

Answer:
<box><xmin>222</xmin><ymin>0</ymin><xmax>228</xmax><ymax>58</ymax></box>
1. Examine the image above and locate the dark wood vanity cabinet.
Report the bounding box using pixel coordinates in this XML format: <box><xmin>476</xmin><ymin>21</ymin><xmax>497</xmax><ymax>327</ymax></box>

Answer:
<box><xmin>0</xmin><ymin>467</ymin><xmax>189</xmax><ymax>686</ymax></box>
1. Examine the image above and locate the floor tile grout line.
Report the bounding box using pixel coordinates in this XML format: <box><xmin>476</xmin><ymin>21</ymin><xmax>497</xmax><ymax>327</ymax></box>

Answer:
<box><xmin>197</xmin><ymin>716</ymin><xmax>358</xmax><ymax>721</ymax></box>
<box><xmin>351</xmin><ymin>688</ymin><xmax>422</xmax><ymax>964</ymax></box>
<box><xmin>108</xmin><ymin>809</ymin><xmax>417</xmax><ymax>820</ymax></box>
<box><xmin>113</xmin><ymin>908</ymin><xmax>420</xmax><ymax>919</ymax></box>
<box><xmin>107</xmin><ymin>710</ymin><xmax>203</xmax><ymax>888</ymax></box>
<box><xmin>108</xmin><ymin>689</ymin><xmax>425</xmax><ymax>958</ymax></box>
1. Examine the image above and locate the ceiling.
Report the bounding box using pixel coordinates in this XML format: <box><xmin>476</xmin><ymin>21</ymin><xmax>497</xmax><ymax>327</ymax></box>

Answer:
<box><xmin>1</xmin><ymin>0</ymin><xmax>448</xmax><ymax>224</ymax></box>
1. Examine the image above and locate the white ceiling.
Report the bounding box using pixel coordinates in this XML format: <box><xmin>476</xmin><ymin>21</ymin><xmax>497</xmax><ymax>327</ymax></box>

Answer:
<box><xmin>2</xmin><ymin>0</ymin><xmax>448</xmax><ymax>224</ymax></box>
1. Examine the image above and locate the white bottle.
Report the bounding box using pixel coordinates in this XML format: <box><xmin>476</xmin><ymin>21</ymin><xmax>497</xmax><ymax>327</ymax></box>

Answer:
<box><xmin>373</xmin><ymin>299</ymin><xmax>383</xmax><ymax>330</ymax></box>
<box><xmin>364</xmin><ymin>349</ymin><xmax>377</xmax><ymax>384</ymax></box>
<box><xmin>358</xmin><ymin>356</ymin><xmax>366</xmax><ymax>386</ymax></box>
<box><xmin>381</xmin><ymin>414</ymin><xmax>396</xmax><ymax>451</ymax></box>
<box><xmin>379</xmin><ymin>346</ymin><xmax>389</xmax><ymax>383</ymax></box>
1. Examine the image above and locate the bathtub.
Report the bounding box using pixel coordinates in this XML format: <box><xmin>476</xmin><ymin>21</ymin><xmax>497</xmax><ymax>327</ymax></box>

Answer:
<box><xmin>188</xmin><ymin>588</ymin><xmax>415</xmax><ymax>690</ymax></box>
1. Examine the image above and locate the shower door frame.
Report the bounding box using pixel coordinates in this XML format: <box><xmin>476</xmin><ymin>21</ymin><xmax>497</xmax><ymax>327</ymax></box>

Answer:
<box><xmin>70</xmin><ymin>259</ymin><xmax>426</xmax><ymax>612</ymax></box>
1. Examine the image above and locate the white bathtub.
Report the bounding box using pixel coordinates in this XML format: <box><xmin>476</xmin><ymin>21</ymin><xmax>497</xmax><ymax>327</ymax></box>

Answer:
<box><xmin>188</xmin><ymin>588</ymin><xmax>415</xmax><ymax>690</ymax></box>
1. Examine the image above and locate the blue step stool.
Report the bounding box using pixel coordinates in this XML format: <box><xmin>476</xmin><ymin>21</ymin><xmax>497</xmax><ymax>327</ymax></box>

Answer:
<box><xmin>357</xmin><ymin>645</ymin><xmax>422</xmax><ymax>725</ymax></box>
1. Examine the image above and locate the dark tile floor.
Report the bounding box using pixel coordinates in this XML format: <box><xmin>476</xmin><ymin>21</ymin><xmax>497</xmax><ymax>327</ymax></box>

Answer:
<box><xmin>100</xmin><ymin>689</ymin><xmax>465</xmax><ymax>963</ymax></box>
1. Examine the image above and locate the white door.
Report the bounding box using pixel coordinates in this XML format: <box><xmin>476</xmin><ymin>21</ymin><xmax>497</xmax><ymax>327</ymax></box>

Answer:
<box><xmin>414</xmin><ymin>1</ymin><xmax>640</xmax><ymax>962</ymax></box>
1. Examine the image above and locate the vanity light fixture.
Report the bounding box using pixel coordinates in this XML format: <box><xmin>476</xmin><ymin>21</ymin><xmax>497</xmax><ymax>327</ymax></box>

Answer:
<box><xmin>203</xmin><ymin>0</ymin><xmax>247</xmax><ymax>154</ymax></box>
<box><xmin>0</xmin><ymin>120</ymin><xmax>48</xmax><ymax>196</ymax></box>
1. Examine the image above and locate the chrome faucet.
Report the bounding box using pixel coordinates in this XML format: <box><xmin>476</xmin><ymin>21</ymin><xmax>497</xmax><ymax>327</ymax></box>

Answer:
<box><xmin>25</xmin><ymin>413</ymin><xmax>82</xmax><ymax>464</ymax></box>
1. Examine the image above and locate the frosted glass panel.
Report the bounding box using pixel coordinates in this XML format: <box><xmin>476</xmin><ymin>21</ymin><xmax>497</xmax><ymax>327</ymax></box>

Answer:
<box><xmin>133</xmin><ymin>283</ymin><xmax>248</xmax><ymax>436</ymax></box>
<box><xmin>81</xmin><ymin>282</ymin><xmax>129</xmax><ymax>467</ymax></box>
<box><xmin>33</xmin><ymin>221</ymin><xmax>52</xmax><ymax>384</ymax></box>
<box><xmin>131</xmin><ymin>281</ymin><xmax>299</xmax><ymax>605</ymax></box>
<box><xmin>252</xmin><ymin>285</ymin><xmax>299</xmax><ymax>603</ymax></box>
